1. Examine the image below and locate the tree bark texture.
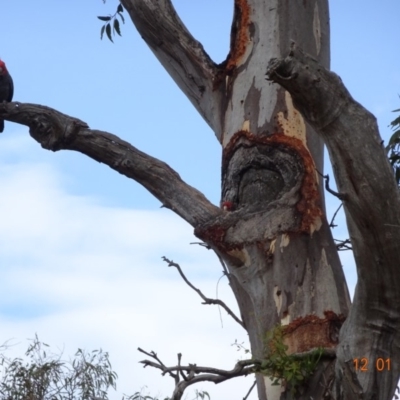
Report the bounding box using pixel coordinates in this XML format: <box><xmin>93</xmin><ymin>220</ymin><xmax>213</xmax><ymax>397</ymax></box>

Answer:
<box><xmin>267</xmin><ymin>44</ymin><xmax>400</xmax><ymax>400</ymax></box>
<box><xmin>2</xmin><ymin>0</ymin><xmax>397</xmax><ymax>399</ymax></box>
<box><xmin>122</xmin><ymin>0</ymin><xmax>350</xmax><ymax>397</ymax></box>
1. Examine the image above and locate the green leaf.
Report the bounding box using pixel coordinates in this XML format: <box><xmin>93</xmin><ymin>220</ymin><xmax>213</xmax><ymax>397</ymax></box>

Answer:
<box><xmin>387</xmin><ymin>130</ymin><xmax>400</xmax><ymax>147</ymax></box>
<box><xmin>118</xmin><ymin>12</ymin><xmax>125</xmax><ymax>24</ymax></box>
<box><xmin>390</xmin><ymin>117</ymin><xmax>400</xmax><ymax>129</ymax></box>
<box><xmin>113</xmin><ymin>18</ymin><xmax>122</xmax><ymax>36</ymax></box>
<box><xmin>97</xmin><ymin>16</ymin><xmax>111</xmax><ymax>21</ymax></box>
<box><xmin>106</xmin><ymin>23</ymin><xmax>113</xmax><ymax>42</ymax></box>
<box><xmin>117</xmin><ymin>4</ymin><xmax>124</xmax><ymax>13</ymax></box>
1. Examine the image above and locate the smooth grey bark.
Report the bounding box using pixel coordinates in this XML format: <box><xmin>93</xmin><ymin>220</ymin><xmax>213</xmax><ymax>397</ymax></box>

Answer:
<box><xmin>1</xmin><ymin>1</ymin><xmax>393</xmax><ymax>399</ymax></box>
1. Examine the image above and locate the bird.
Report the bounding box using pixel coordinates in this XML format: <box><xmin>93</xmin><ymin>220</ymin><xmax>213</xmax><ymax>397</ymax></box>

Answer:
<box><xmin>0</xmin><ymin>59</ymin><xmax>14</xmax><ymax>133</ymax></box>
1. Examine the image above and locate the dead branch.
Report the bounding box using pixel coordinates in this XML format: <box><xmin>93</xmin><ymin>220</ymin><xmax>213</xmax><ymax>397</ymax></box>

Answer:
<box><xmin>137</xmin><ymin>346</ymin><xmax>336</xmax><ymax>400</ymax></box>
<box><xmin>329</xmin><ymin>203</ymin><xmax>343</xmax><ymax>228</ymax></box>
<box><xmin>137</xmin><ymin>347</ymin><xmax>259</xmax><ymax>400</ymax></box>
<box><xmin>243</xmin><ymin>380</ymin><xmax>257</xmax><ymax>400</ymax></box>
<box><xmin>162</xmin><ymin>256</ymin><xmax>244</xmax><ymax>329</ymax></box>
<box><xmin>316</xmin><ymin>170</ymin><xmax>347</xmax><ymax>201</ymax></box>
<box><xmin>190</xmin><ymin>242</ymin><xmax>212</xmax><ymax>250</ymax></box>
<box><xmin>334</xmin><ymin>238</ymin><xmax>352</xmax><ymax>251</ymax></box>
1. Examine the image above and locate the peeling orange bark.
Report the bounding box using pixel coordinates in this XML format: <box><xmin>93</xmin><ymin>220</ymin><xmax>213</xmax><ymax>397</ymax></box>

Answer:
<box><xmin>226</xmin><ymin>0</ymin><xmax>251</xmax><ymax>72</ymax></box>
<box><xmin>282</xmin><ymin>311</ymin><xmax>345</xmax><ymax>354</ymax></box>
<box><xmin>213</xmin><ymin>0</ymin><xmax>251</xmax><ymax>90</ymax></box>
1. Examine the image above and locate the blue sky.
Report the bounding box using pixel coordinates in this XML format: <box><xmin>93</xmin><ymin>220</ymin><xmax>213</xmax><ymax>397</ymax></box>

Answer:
<box><xmin>0</xmin><ymin>1</ymin><xmax>399</xmax><ymax>399</ymax></box>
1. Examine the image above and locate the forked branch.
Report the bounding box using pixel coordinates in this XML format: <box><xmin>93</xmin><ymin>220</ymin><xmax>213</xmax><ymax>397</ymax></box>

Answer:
<box><xmin>138</xmin><ymin>348</ymin><xmax>258</xmax><ymax>400</ymax></box>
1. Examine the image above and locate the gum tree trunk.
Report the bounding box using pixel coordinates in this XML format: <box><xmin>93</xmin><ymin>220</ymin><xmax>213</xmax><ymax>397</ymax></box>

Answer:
<box><xmin>3</xmin><ymin>0</ymin><xmax>400</xmax><ymax>399</ymax></box>
<box><xmin>124</xmin><ymin>1</ymin><xmax>351</xmax><ymax>398</ymax></box>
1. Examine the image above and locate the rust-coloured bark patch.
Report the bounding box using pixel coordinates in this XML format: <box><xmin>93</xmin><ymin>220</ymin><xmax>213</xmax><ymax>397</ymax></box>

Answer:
<box><xmin>282</xmin><ymin>311</ymin><xmax>345</xmax><ymax>354</ymax></box>
<box><xmin>199</xmin><ymin>225</ymin><xmax>226</xmax><ymax>247</ymax></box>
<box><xmin>222</xmin><ymin>130</ymin><xmax>322</xmax><ymax>233</ymax></box>
<box><xmin>213</xmin><ymin>0</ymin><xmax>250</xmax><ymax>90</ymax></box>
<box><xmin>226</xmin><ymin>0</ymin><xmax>251</xmax><ymax>72</ymax></box>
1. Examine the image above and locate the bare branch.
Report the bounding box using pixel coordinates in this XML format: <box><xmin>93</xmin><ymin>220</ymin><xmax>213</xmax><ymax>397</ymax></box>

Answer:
<box><xmin>334</xmin><ymin>238</ymin><xmax>352</xmax><ymax>251</ymax></box>
<box><xmin>0</xmin><ymin>102</ymin><xmax>221</xmax><ymax>227</ymax></box>
<box><xmin>137</xmin><ymin>346</ymin><xmax>336</xmax><ymax>400</ymax></box>
<box><xmin>329</xmin><ymin>203</ymin><xmax>343</xmax><ymax>228</ymax></box>
<box><xmin>137</xmin><ymin>348</ymin><xmax>179</xmax><ymax>383</ymax></box>
<box><xmin>162</xmin><ymin>256</ymin><xmax>245</xmax><ymax>329</ymax></box>
<box><xmin>190</xmin><ymin>241</ymin><xmax>211</xmax><ymax>250</ymax></box>
<box><xmin>138</xmin><ymin>348</ymin><xmax>336</xmax><ymax>400</ymax></box>
<box><xmin>243</xmin><ymin>380</ymin><xmax>257</xmax><ymax>400</ymax></box>
<box><xmin>138</xmin><ymin>347</ymin><xmax>258</xmax><ymax>400</ymax></box>
<box><xmin>316</xmin><ymin>170</ymin><xmax>347</xmax><ymax>201</ymax></box>
<box><xmin>120</xmin><ymin>0</ymin><xmax>222</xmax><ymax>138</ymax></box>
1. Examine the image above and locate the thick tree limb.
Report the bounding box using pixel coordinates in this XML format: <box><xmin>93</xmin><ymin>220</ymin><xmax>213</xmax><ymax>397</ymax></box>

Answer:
<box><xmin>267</xmin><ymin>42</ymin><xmax>400</xmax><ymax>400</ymax></box>
<box><xmin>161</xmin><ymin>256</ymin><xmax>245</xmax><ymax>328</ymax></box>
<box><xmin>0</xmin><ymin>102</ymin><xmax>220</xmax><ymax>227</ymax></box>
<box><xmin>120</xmin><ymin>0</ymin><xmax>222</xmax><ymax>137</ymax></box>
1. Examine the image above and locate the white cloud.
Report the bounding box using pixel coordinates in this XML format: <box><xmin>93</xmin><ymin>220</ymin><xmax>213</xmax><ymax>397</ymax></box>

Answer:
<box><xmin>0</xmin><ymin>135</ymin><xmax>254</xmax><ymax>399</ymax></box>
<box><xmin>0</xmin><ymin>134</ymin><xmax>358</xmax><ymax>399</ymax></box>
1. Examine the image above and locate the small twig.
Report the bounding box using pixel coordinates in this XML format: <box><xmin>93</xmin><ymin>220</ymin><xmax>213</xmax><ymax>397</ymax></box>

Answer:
<box><xmin>216</xmin><ymin>273</ymin><xmax>225</xmax><ymax>328</ymax></box>
<box><xmin>177</xmin><ymin>353</ymin><xmax>188</xmax><ymax>381</ymax></box>
<box><xmin>316</xmin><ymin>170</ymin><xmax>347</xmax><ymax>200</ymax></box>
<box><xmin>329</xmin><ymin>203</ymin><xmax>343</xmax><ymax>228</ymax></box>
<box><xmin>189</xmin><ymin>242</ymin><xmax>230</xmax><ymax>278</ymax></box>
<box><xmin>190</xmin><ymin>241</ymin><xmax>212</xmax><ymax>250</ymax></box>
<box><xmin>334</xmin><ymin>238</ymin><xmax>353</xmax><ymax>251</ymax></box>
<box><xmin>162</xmin><ymin>257</ymin><xmax>245</xmax><ymax>328</ymax></box>
<box><xmin>243</xmin><ymin>380</ymin><xmax>257</xmax><ymax>400</ymax></box>
<box><xmin>137</xmin><ymin>347</ymin><xmax>178</xmax><ymax>382</ymax></box>
<box><xmin>189</xmin><ymin>243</ymin><xmax>238</xmax><ymax>328</ymax></box>
<box><xmin>216</xmin><ymin>252</ymin><xmax>230</xmax><ymax>278</ymax></box>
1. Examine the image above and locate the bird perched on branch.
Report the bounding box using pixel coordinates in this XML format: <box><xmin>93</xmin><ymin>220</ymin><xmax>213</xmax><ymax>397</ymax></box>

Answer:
<box><xmin>0</xmin><ymin>60</ymin><xmax>14</xmax><ymax>133</ymax></box>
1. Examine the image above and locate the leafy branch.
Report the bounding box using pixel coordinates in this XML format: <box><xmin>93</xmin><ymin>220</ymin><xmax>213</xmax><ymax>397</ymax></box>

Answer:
<box><xmin>0</xmin><ymin>334</ymin><xmax>118</xmax><ymax>400</ymax></box>
<box><xmin>98</xmin><ymin>3</ymin><xmax>125</xmax><ymax>42</ymax></box>
<box><xmin>258</xmin><ymin>326</ymin><xmax>325</xmax><ymax>395</ymax></box>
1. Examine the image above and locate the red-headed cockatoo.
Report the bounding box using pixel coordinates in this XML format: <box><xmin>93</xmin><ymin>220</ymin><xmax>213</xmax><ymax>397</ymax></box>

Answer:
<box><xmin>0</xmin><ymin>60</ymin><xmax>13</xmax><ymax>133</ymax></box>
